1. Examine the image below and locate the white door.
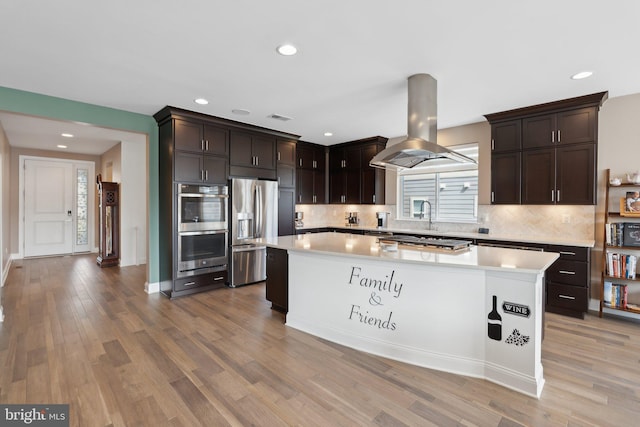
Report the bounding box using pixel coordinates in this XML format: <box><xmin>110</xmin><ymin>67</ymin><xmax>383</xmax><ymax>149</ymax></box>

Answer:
<box><xmin>24</xmin><ymin>159</ymin><xmax>74</xmax><ymax>257</ymax></box>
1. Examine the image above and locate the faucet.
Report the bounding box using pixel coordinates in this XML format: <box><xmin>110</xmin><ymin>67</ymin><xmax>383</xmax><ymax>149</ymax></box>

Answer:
<box><xmin>420</xmin><ymin>200</ymin><xmax>432</xmax><ymax>230</ymax></box>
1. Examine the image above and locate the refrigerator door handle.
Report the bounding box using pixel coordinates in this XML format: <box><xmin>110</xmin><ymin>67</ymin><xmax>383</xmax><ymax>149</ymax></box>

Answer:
<box><xmin>254</xmin><ymin>184</ymin><xmax>262</xmax><ymax>238</ymax></box>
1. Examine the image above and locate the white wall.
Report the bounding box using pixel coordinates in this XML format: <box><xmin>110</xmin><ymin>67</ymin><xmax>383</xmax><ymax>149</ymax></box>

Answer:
<box><xmin>119</xmin><ymin>139</ymin><xmax>147</xmax><ymax>266</ymax></box>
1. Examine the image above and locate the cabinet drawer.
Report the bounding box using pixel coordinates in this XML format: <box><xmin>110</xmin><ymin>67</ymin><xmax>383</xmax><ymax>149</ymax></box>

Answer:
<box><xmin>547</xmin><ymin>282</ymin><xmax>588</xmax><ymax>311</ymax></box>
<box><xmin>547</xmin><ymin>245</ymin><xmax>589</xmax><ymax>262</ymax></box>
<box><xmin>174</xmin><ymin>271</ymin><xmax>227</xmax><ymax>292</ymax></box>
<box><xmin>546</xmin><ymin>259</ymin><xmax>588</xmax><ymax>287</ymax></box>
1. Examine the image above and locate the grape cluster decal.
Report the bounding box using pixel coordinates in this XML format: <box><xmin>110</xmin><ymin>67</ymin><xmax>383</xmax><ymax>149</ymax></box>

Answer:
<box><xmin>505</xmin><ymin>329</ymin><xmax>530</xmax><ymax>346</ymax></box>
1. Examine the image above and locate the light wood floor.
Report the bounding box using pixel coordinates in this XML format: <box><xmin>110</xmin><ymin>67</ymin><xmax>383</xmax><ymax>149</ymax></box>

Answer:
<box><xmin>0</xmin><ymin>254</ymin><xmax>639</xmax><ymax>426</ymax></box>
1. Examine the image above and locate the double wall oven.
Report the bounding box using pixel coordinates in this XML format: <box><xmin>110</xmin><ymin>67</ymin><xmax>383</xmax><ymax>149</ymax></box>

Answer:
<box><xmin>176</xmin><ymin>184</ymin><xmax>228</xmax><ymax>278</ymax></box>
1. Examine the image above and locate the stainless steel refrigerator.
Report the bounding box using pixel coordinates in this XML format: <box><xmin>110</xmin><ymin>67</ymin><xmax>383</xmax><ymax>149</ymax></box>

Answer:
<box><xmin>230</xmin><ymin>178</ymin><xmax>278</xmax><ymax>287</ymax></box>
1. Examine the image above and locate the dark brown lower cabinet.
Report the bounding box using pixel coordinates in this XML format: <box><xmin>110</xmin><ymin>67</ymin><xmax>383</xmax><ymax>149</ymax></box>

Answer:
<box><xmin>545</xmin><ymin>245</ymin><xmax>590</xmax><ymax>318</ymax></box>
<box><xmin>266</xmin><ymin>247</ymin><xmax>288</xmax><ymax>313</ymax></box>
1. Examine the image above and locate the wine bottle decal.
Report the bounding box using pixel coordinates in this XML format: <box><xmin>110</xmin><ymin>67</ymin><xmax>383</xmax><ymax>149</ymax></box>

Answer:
<box><xmin>488</xmin><ymin>295</ymin><xmax>502</xmax><ymax>341</ymax></box>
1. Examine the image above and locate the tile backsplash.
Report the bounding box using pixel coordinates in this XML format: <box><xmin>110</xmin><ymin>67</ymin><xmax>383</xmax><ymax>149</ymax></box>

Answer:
<box><xmin>295</xmin><ymin>204</ymin><xmax>596</xmax><ymax>241</ymax></box>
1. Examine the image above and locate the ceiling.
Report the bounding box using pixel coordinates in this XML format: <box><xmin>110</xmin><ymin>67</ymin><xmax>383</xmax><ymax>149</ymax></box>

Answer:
<box><xmin>1</xmin><ymin>1</ymin><xmax>639</xmax><ymax>153</ymax></box>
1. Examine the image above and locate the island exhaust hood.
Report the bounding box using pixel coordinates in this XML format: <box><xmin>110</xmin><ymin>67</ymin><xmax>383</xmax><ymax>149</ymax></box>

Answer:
<box><xmin>370</xmin><ymin>74</ymin><xmax>476</xmax><ymax>169</ymax></box>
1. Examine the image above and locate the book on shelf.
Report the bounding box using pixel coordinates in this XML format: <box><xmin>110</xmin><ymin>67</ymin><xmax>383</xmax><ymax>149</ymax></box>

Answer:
<box><xmin>605</xmin><ymin>253</ymin><xmax>637</xmax><ymax>278</ymax></box>
<box><xmin>603</xmin><ymin>281</ymin><xmax>629</xmax><ymax>309</ymax></box>
<box><xmin>605</xmin><ymin>223</ymin><xmax>625</xmax><ymax>246</ymax></box>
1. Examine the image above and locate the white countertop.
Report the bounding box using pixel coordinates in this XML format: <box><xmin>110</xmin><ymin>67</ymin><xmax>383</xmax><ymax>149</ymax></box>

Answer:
<box><xmin>256</xmin><ymin>232</ymin><xmax>559</xmax><ymax>274</ymax></box>
<box><xmin>297</xmin><ymin>225</ymin><xmax>595</xmax><ymax>248</ymax></box>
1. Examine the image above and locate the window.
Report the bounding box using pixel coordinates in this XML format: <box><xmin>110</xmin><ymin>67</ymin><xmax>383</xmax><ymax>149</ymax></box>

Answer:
<box><xmin>76</xmin><ymin>168</ymin><xmax>89</xmax><ymax>245</ymax></box>
<box><xmin>398</xmin><ymin>143</ymin><xmax>478</xmax><ymax>223</ymax></box>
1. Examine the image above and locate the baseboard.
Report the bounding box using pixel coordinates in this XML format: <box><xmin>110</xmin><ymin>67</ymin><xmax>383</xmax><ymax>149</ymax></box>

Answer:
<box><xmin>1</xmin><ymin>254</ymin><xmax>15</xmax><ymax>288</ymax></box>
<box><xmin>145</xmin><ymin>281</ymin><xmax>160</xmax><ymax>294</ymax></box>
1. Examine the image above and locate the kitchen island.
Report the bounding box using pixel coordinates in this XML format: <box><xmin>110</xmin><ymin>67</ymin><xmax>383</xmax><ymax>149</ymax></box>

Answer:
<box><xmin>258</xmin><ymin>232</ymin><xmax>559</xmax><ymax>398</ymax></box>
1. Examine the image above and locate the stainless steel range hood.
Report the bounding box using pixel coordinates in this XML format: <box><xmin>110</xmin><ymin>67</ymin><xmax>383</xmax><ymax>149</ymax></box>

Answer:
<box><xmin>370</xmin><ymin>74</ymin><xmax>476</xmax><ymax>169</ymax></box>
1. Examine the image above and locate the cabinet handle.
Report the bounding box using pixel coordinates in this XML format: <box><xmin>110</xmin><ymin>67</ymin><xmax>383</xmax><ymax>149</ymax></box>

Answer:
<box><xmin>557</xmin><ymin>190</ymin><xmax>560</xmax><ymax>202</ymax></box>
<box><xmin>201</xmin><ymin>140</ymin><xmax>205</xmax><ymax>151</ymax></box>
<box><xmin>205</xmin><ymin>140</ymin><xmax>209</xmax><ymax>151</ymax></box>
<box><xmin>551</xmin><ymin>191</ymin><xmax>554</xmax><ymax>202</ymax></box>
<box><xmin>313</xmin><ymin>195</ymin><xmax>316</xmax><ymax>204</ymax></box>
<box><xmin>213</xmin><ymin>276</ymin><xmax>225</xmax><ymax>281</ymax></box>
<box><xmin>491</xmin><ymin>139</ymin><xmax>495</xmax><ymax>151</ymax></box>
<box><xmin>373</xmin><ymin>195</ymin><xmax>376</xmax><ymax>203</ymax></box>
<box><xmin>255</xmin><ymin>156</ymin><xmax>259</xmax><ymax>166</ymax></box>
<box><xmin>491</xmin><ymin>191</ymin><xmax>495</xmax><ymax>203</ymax></box>
<box><xmin>558</xmin><ymin>294</ymin><xmax>575</xmax><ymax>300</ymax></box>
<box><xmin>559</xmin><ymin>251</ymin><xmax>576</xmax><ymax>256</ymax></box>
<box><xmin>299</xmin><ymin>158</ymin><xmax>303</xmax><ymax>167</ymax></box>
<box><xmin>298</xmin><ymin>194</ymin><xmax>302</xmax><ymax>203</ymax></box>
<box><xmin>551</xmin><ymin>131</ymin><xmax>555</xmax><ymax>143</ymax></box>
<box><xmin>201</xmin><ymin>170</ymin><xmax>205</xmax><ymax>181</ymax></box>
<box><xmin>313</xmin><ymin>160</ymin><xmax>316</xmax><ymax>169</ymax></box>
<box><xmin>184</xmin><ymin>281</ymin><xmax>196</xmax><ymax>287</ymax></box>
<box><xmin>204</xmin><ymin>170</ymin><xmax>208</xmax><ymax>181</ymax></box>
<box><xmin>557</xmin><ymin>130</ymin><xmax>561</xmax><ymax>142</ymax></box>
<box><xmin>559</xmin><ymin>270</ymin><xmax>576</xmax><ymax>275</ymax></box>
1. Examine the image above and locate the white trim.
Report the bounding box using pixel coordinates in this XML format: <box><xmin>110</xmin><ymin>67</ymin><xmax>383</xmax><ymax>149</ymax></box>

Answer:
<box><xmin>145</xmin><ymin>281</ymin><xmax>160</xmax><ymax>294</ymax></box>
<box><xmin>1</xmin><ymin>253</ymin><xmax>12</xmax><ymax>287</ymax></box>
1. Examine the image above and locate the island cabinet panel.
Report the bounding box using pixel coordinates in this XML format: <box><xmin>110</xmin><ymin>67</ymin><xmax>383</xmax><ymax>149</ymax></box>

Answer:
<box><xmin>271</xmin><ymin>232</ymin><xmax>558</xmax><ymax>398</ymax></box>
<box><xmin>266</xmin><ymin>247</ymin><xmax>288</xmax><ymax>312</ymax></box>
<box><xmin>484</xmin><ymin>92</ymin><xmax>606</xmax><ymax>206</ymax></box>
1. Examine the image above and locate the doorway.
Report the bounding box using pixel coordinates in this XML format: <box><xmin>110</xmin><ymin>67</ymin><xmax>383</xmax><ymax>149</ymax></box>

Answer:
<box><xmin>20</xmin><ymin>156</ymin><xmax>95</xmax><ymax>257</ymax></box>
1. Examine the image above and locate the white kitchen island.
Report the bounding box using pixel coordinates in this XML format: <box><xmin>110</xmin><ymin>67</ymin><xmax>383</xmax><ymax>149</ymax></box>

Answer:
<box><xmin>258</xmin><ymin>232</ymin><xmax>559</xmax><ymax>398</ymax></box>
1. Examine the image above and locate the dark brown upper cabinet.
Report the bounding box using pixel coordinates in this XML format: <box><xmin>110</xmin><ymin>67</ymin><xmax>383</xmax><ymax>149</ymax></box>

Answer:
<box><xmin>328</xmin><ymin>137</ymin><xmax>386</xmax><ymax>205</ymax></box>
<box><xmin>296</xmin><ymin>141</ymin><xmax>326</xmax><ymax>204</ymax></box>
<box><xmin>522</xmin><ymin>107</ymin><xmax>597</xmax><ymax>149</ymax></box>
<box><xmin>174</xmin><ymin>119</ymin><xmax>229</xmax><ymax>156</ymax></box>
<box><xmin>491</xmin><ymin>151</ymin><xmax>521</xmax><ymax>204</ymax></box>
<box><xmin>230</xmin><ymin>131</ymin><xmax>277</xmax><ymax>179</ymax></box>
<box><xmin>491</xmin><ymin>119</ymin><xmax>521</xmax><ymax>152</ymax></box>
<box><xmin>485</xmin><ymin>92</ymin><xmax>607</xmax><ymax>206</ymax></box>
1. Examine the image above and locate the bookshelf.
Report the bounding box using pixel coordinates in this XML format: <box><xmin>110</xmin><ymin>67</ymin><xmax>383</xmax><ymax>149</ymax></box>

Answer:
<box><xmin>600</xmin><ymin>169</ymin><xmax>640</xmax><ymax>316</ymax></box>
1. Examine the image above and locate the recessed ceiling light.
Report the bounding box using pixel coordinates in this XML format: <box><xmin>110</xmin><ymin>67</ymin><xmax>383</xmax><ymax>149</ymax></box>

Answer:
<box><xmin>232</xmin><ymin>109</ymin><xmax>250</xmax><ymax>115</ymax></box>
<box><xmin>194</xmin><ymin>98</ymin><xmax>209</xmax><ymax>105</ymax></box>
<box><xmin>324</xmin><ymin>132</ymin><xmax>333</xmax><ymax>137</ymax></box>
<box><xmin>571</xmin><ymin>71</ymin><xmax>593</xmax><ymax>80</ymax></box>
<box><xmin>61</xmin><ymin>133</ymin><xmax>74</xmax><ymax>138</ymax></box>
<box><xmin>57</xmin><ymin>144</ymin><xmax>68</xmax><ymax>149</ymax></box>
<box><xmin>277</xmin><ymin>44</ymin><xmax>298</xmax><ymax>56</ymax></box>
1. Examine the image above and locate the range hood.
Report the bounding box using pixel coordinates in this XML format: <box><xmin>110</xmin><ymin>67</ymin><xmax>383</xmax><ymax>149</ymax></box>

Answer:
<box><xmin>370</xmin><ymin>74</ymin><xmax>476</xmax><ymax>169</ymax></box>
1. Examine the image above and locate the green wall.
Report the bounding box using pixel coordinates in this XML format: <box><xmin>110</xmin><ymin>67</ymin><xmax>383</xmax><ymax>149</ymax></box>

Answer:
<box><xmin>0</xmin><ymin>86</ymin><xmax>159</xmax><ymax>284</ymax></box>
